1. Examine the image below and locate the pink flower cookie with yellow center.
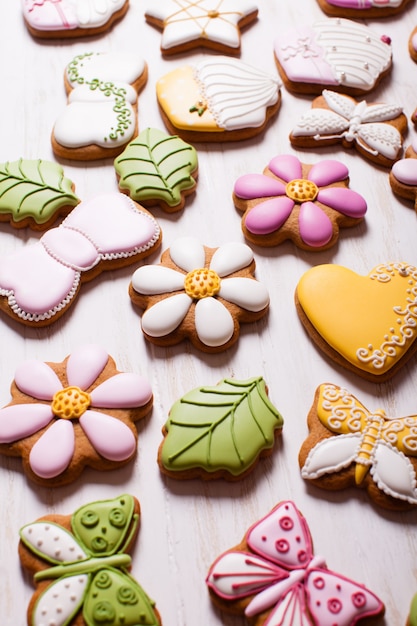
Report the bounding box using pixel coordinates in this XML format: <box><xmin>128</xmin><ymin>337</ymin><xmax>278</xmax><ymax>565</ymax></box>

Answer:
<box><xmin>233</xmin><ymin>154</ymin><xmax>367</xmax><ymax>251</ymax></box>
<box><xmin>0</xmin><ymin>345</ymin><xmax>153</xmax><ymax>487</ymax></box>
<box><xmin>129</xmin><ymin>236</ymin><xmax>270</xmax><ymax>352</ymax></box>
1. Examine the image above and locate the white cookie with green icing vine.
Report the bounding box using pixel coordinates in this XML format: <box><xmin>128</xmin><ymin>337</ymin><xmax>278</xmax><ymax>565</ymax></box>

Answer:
<box><xmin>52</xmin><ymin>52</ymin><xmax>148</xmax><ymax>162</ymax></box>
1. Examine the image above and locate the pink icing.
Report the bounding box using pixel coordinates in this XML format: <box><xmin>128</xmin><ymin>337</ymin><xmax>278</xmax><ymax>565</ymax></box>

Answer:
<box><xmin>234</xmin><ymin>174</ymin><xmax>286</xmax><ymax>199</ymax></box>
<box><xmin>29</xmin><ymin>420</ymin><xmax>75</xmax><ymax>479</ymax></box>
<box><xmin>317</xmin><ymin>188</ymin><xmax>367</xmax><ymax>217</ymax></box>
<box><xmin>90</xmin><ymin>373</ymin><xmax>152</xmax><ymax>408</ymax></box>
<box><xmin>392</xmin><ymin>158</ymin><xmax>417</xmax><ymax>186</ymax></box>
<box><xmin>0</xmin><ymin>404</ymin><xmax>52</xmax><ymax>443</ymax></box>
<box><xmin>79</xmin><ymin>411</ymin><xmax>136</xmax><ymax>461</ymax></box>
<box><xmin>269</xmin><ymin>154</ymin><xmax>303</xmax><ymax>182</ymax></box>
<box><xmin>299</xmin><ymin>201</ymin><xmax>333</xmax><ymax>247</ymax></box>
<box><xmin>245</xmin><ymin>197</ymin><xmax>294</xmax><ymax>234</ymax></box>
<box><xmin>66</xmin><ymin>345</ymin><xmax>109</xmax><ymax>389</ymax></box>
<box><xmin>326</xmin><ymin>0</ymin><xmax>372</xmax><ymax>6</ymax></box>
<box><xmin>412</xmin><ymin>32</ymin><xmax>417</xmax><ymax>52</ymax></box>
<box><xmin>23</xmin><ymin>0</ymin><xmax>77</xmax><ymax>30</ymax></box>
<box><xmin>308</xmin><ymin>160</ymin><xmax>349</xmax><ymax>187</ymax></box>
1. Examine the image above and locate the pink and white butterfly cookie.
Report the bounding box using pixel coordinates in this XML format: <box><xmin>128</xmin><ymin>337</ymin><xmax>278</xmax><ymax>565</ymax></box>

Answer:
<box><xmin>299</xmin><ymin>383</ymin><xmax>417</xmax><ymax>511</ymax></box>
<box><xmin>52</xmin><ymin>51</ymin><xmax>148</xmax><ymax>161</ymax></box>
<box><xmin>207</xmin><ymin>500</ymin><xmax>385</xmax><ymax>625</ymax></box>
<box><xmin>0</xmin><ymin>192</ymin><xmax>162</xmax><ymax>327</ymax></box>
<box><xmin>274</xmin><ymin>18</ymin><xmax>393</xmax><ymax>96</ymax></box>
<box><xmin>144</xmin><ymin>0</ymin><xmax>258</xmax><ymax>56</ymax></box>
<box><xmin>290</xmin><ymin>90</ymin><xmax>407</xmax><ymax>167</ymax></box>
<box><xmin>22</xmin><ymin>0</ymin><xmax>129</xmax><ymax>39</ymax></box>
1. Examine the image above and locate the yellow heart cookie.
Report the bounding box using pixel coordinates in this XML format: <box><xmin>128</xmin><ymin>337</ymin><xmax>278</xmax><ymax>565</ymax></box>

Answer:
<box><xmin>295</xmin><ymin>262</ymin><xmax>417</xmax><ymax>381</ymax></box>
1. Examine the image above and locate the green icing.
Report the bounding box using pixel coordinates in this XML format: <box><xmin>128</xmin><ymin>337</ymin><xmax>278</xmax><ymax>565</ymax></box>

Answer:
<box><xmin>409</xmin><ymin>593</ymin><xmax>417</xmax><ymax>626</ymax></box>
<box><xmin>66</xmin><ymin>52</ymin><xmax>95</xmax><ymax>86</ymax></box>
<box><xmin>160</xmin><ymin>377</ymin><xmax>284</xmax><ymax>476</ymax></box>
<box><xmin>114</xmin><ymin>127</ymin><xmax>198</xmax><ymax>207</ymax></box>
<box><xmin>0</xmin><ymin>158</ymin><xmax>79</xmax><ymax>224</ymax></box>
<box><xmin>20</xmin><ymin>494</ymin><xmax>160</xmax><ymax>626</ymax></box>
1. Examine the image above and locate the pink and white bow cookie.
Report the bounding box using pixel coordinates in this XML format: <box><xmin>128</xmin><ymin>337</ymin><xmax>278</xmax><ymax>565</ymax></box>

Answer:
<box><xmin>0</xmin><ymin>192</ymin><xmax>162</xmax><ymax>326</ymax></box>
<box><xmin>0</xmin><ymin>344</ymin><xmax>153</xmax><ymax>487</ymax></box>
<box><xmin>207</xmin><ymin>500</ymin><xmax>385</xmax><ymax>626</ymax></box>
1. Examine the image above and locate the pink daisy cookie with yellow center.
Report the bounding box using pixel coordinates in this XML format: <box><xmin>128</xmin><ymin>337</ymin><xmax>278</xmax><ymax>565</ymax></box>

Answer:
<box><xmin>233</xmin><ymin>154</ymin><xmax>367</xmax><ymax>251</ymax></box>
<box><xmin>0</xmin><ymin>345</ymin><xmax>153</xmax><ymax>487</ymax></box>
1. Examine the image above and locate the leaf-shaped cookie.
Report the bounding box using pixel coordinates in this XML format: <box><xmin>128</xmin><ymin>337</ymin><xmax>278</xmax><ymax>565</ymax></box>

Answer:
<box><xmin>114</xmin><ymin>127</ymin><xmax>198</xmax><ymax>213</ymax></box>
<box><xmin>0</xmin><ymin>158</ymin><xmax>80</xmax><ymax>230</ymax></box>
<box><xmin>158</xmin><ymin>377</ymin><xmax>284</xmax><ymax>480</ymax></box>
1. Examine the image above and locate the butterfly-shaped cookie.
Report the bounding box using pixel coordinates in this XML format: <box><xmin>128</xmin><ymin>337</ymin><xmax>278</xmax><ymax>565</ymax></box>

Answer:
<box><xmin>290</xmin><ymin>90</ymin><xmax>407</xmax><ymax>167</ymax></box>
<box><xmin>19</xmin><ymin>494</ymin><xmax>161</xmax><ymax>626</ymax></box>
<box><xmin>207</xmin><ymin>500</ymin><xmax>384</xmax><ymax>626</ymax></box>
<box><xmin>299</xmin><ymin>383</ymin><xmax>417</xmax><ymax>510</ymax></box>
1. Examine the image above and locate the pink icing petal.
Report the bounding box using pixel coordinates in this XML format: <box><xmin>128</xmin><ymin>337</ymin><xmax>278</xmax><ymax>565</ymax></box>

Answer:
<box><xmin>317</xmin><ymin>187</ymin><xmax>367</xmax><ymax>218</ymax></box>
<box><xmin>391</xmin><ymin>158</ymin><xmax>417</xmax><ymax>185</ymax></box>
<box><xmin>29</xmin><ymin>420</ymin><xmax>75</xmax><ymax>479</ymax></box>
<box><xmin>298</xmin><ymin>202</ymin><xmax>333</xmax><ymax>247</ymax></box>
<box><xmin>0</xmin><ymin>404</ymin><xmax>54</xmax><ymax>443</ymax></box>
<box><xmin>268</xmin><ymin>155</ymin><xmax>302</xmax><ymax>183</ymax></box>
<box><xmin>245</xmin><ymin>197</ymin><xmax>294</xmax><ymax>235</ymax></box>
<box><xmin>79</xmin><ymin>411</ymin><xmax>136</xmax><ymax>461</ymax></box>
<box><xmin>234</xmin><ymin>174</ymin><xmax>286</xmax><ymax>199</ymax></box>
<box><xmin>66</xmin><ymin>345</ymin><xmax>109</xmax><ymax>390</ymax></box>
<box><xmin>15</xmin><ymin>360</ymin><xmax>62</xmax><ymax>400</ymax></box>
<box><xmin>308</xmin><ymin>160</ymin><xmax>349</xmax><ymax>187</ymax></box>
<box><xmin>90</xmin><ymin>373</ymin><xmax>152</xmax><ymax>408</ymax></box>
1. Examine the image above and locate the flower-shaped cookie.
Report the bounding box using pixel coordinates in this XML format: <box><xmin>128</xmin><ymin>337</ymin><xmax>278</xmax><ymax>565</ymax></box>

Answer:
<box><xmin>129</xmin><ymin>236</ymin><xmax>269</xmax><ymax>352</ymax></box>
<box><xmin>0</xmin><ymin>345</ymin><xmax>153</xmax><ymax>486</ymax></box>
<box><xmin>144</xmin><ymin>0</ymin><xmax>258</xmax><ymax>56</ymax></box>
<box><xmin>233</xmin><ymin>154</ymin><xmax>367</xmax><ymax>250</ymax></box>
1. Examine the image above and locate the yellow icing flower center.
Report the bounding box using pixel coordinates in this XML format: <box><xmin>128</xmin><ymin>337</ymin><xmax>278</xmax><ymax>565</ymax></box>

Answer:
<box><xmin>286</xmin><ymin>179</ymin><xmax>318</xmax><ymax>202</ymax></box>
<box><xmin>52</xmin><ymin>386</ymin><xmax>91</xmax><ymax>420</ymax></box>
<box><xmin>184</xmin><ymin>268</ymin><xmax>221</xmax><ymax>299</ymax></box>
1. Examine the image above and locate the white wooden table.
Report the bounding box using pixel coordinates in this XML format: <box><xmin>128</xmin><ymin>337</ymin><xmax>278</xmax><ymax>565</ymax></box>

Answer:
<box><xmin>0</xmin><ymin>1</ymin><xmax>416</xmax><ymax>624</ymax></box>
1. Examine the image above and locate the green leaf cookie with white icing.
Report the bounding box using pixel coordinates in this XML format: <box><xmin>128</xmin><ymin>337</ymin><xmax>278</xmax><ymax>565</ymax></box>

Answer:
<box><xmin>114</xmin><ymin>127</ymin><xmax>198</xmax><ymax>213</ymax></box>
<box><xmin>158</xmin><ymin>377</ymin><xmax>284</xmax><ymax>480</ymax></box>
<box><xmin>0</xmin><ymin>158</ymin><xmax>80</xmax><ymax>230</ymax></box>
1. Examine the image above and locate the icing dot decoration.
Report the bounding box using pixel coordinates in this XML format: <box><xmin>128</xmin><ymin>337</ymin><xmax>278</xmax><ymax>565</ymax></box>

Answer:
<box><xmin>51</xmin><ymin>386</ymin><xmax>90</xmax><ymax>420</ymax></box>
<box><xmin>275</xmin><ymin>539</ymin><xmax>290</xmax><ymax>553</ymax></box>
<box><xmin>184</xmin><ymin>268</ymin><xmax>221</xmax><ymax>299</ymax></box>
<box><xmin>279</xmin><ymin>515</ymin><xmax>294</xmax><ymax>530</ymax></box>
<box><xmin>328</xmin><ymin>598</ymin><xmax>343</xmax><ymax>613</ymax></box>
<box><xmin>286</xmin><ymin>179</ymin><xmax>319</xmax><ymax>202</ymax></box>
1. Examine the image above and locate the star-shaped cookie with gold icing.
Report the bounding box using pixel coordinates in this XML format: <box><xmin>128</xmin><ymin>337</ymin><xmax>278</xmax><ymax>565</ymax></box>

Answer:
<box><xmin>144</xmin><ymin>0</ymin><xmax>258</xmax><ymax>55</ymax></box>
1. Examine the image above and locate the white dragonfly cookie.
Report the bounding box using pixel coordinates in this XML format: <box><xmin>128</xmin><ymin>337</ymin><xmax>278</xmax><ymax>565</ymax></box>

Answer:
<box><xmin>290</xmin><ymin>90</ymin><xmax>407</xmax><ymax>167</ymax></box>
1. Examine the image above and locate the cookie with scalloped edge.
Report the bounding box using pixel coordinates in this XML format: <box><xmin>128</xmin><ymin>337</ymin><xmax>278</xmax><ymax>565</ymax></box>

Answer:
<box><xmin>158</xmin><ymin>377</ymin><xmax>283</xmax><ymax>480</ymax></box>
<box><xmin>114</xmin><ymin>127</ymin><xmax>198</xmax><ymax>213</ymax></box>
<box><xmin>22</xmin><ymin>0</ymin><xmax>129</xmax><ymax>39</ymax></box>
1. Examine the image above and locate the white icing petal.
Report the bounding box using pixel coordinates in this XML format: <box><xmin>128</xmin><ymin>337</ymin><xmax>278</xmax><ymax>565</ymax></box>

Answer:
<box><xmin>142</xmin><ymin>293</ymin><xmax>192</xmax><ymax>337</ymax></box>
<box><xmin>301</xmin><ymin>433</ymin><xmax>360</xmax><ymax>479</ymax></box>
<box><xmin>33</xmin><ymin>575</ymin><xmax>88</xmax><ymax>626</ymax></box>
<box><xmin>131</xmin><ymin>265</ymin><xmax>185</xmax><ymax>295</ymax></box>
<box><xmin>15</xmin><ymin>360</ymin><xmax>62</xmax><ymax>400</ymax></box>
<box><xmin>29</xmin><ymin>420</ymin><xmax>75</xmax><ymax>479</ymax></box>
<box><xmin>195</xmin><ymin>297</ymin><xmax>234</xmax><ymax>347</ymax></box>
<box><xmin>66</xmin><ymin>344</ymin><xmax>109</xmax><ymax>390</ymax></box>
<box><xmin>20</xmin><ymin>522</ymin><xmax>88</xmax><ymax>563</ymax></box>
<box><xmin>371</xmin><ymin>442</ymin><xmax>417</xmax><ymax>503</ymax></box>
<box><xmin>210</xmin><ymin>242</ymin><xmax>254</xmax><ymax>276</ymax></box>
<box><xmin>219</xmin><ymin>278</ymin><xmax>269</xmax><ymax>312</ymax></box>
<box><xmin>91</xmin><ymin>373</ymin><xmax>152</xmax><ymax>408</ymax></box>
<box><xmin>169</xmin><ymin>237</ymin><xmax>206</xmax><ymax>272</ymax></box>
<box><xmin>80</xmin><ymin>410</ymin><xmax>136</xmax><ymax>461</ymax></box>
<box><xmin>0</xmin><ymin>404</ymin><xmax>54</xmax><ymax>443</ymax></box>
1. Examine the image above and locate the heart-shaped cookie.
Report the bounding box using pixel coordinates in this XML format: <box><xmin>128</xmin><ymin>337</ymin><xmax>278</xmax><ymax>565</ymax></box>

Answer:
<box><xmin>295</xmin><ymin>262</ymin><xmax>417</xmax><ymax>381</ymax></box>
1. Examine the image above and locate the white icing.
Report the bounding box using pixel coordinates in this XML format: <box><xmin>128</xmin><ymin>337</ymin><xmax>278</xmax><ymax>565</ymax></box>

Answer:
<box><xmin>33</xmin><ymin>575</ymin><xmax>88</xmax><ymax>626</ymax></box>
<box><xmin>194</xmin><ymin>57</ymin><xmax>280</xmax><ymax>130</ymax></box>
<box><xmin>195</xmin><ymin>297</ymin><xmax>234</xmax><ymax>346</ymax></box>
<box><xmin>145</xmin><ymin>0</ymin><xmax>258</xmax><ymax>50</ymax></box>
<box><xmin>219</xmin><ymin>277</ymin><xmax>270</xmax><ymax>312</ymax></box>
<box><xmin>301</xmin><ymin>432</ymin><xmax>360</xmax><ymax>478</ymax></box>
<box><xmin>371</xmin><ymin>441</ymin><xmax>417</xmax><ymax>502</ymax></box>
<box><xmin>20</xmin><ymin>521</ymin><xmax>87</xmax><ymax>562</ymax></box>
<box><xmin>169</xmin><ymin>236</ymin><xmax>206</xmax><ymax>271</ymax></box>
<box><xmin>142</xmin><ymin>293</ymin><xmax>193</xmax><ymax>337</ymax></box>
<box><xmin>210</xmin><ymin>241</ymin><xmax>254</xmax><ymax>276</ymax></box>
<box><xmin>67</xmin><ymin>52</ymin><xmax>146</xmax><ymax>89</ymax></box>
<box><xmin>131</xmin><ymin>266</ymin><xmax>185</xmax><ymax>295</ymax></box>
<box><xmin>23</xmin><ymin>0</ymin><xmax>126</xmax><ymax>31</ymax></box>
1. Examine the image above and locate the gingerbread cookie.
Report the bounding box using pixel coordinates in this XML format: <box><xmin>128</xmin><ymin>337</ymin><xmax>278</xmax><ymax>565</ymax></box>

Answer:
<box><xmin>22</xmin><ymin>0</ymin><xmax>129</xmax><ymax>39</ymax></box>
<box><xmin>390</xmin><ymin>143</ymin><xmax>417</xmax><ymax>209</ymax></box>
<box><xmin>144</xmin><ymin>0</ymin><xmax>258</xmax><ymax>56</ymax></box>
<box><xmin>52</xmin><ymin>52</ymin><xmax>148</xmax><ymax>161</ymax></box>
<box><xmin>295</xmin><ymin>262</ymin><xmax>417</xmax><ymax>382</ymax></box>
<box><xmin>0</xmin><ymin>345</ymin><xmax>153</xmax><ymax>486</ymax></box>
<box><xmin>409</xmin><ymin>27</ymin><xmax>417</xmax><ymax>63</ymax></box>
<box><xmin>274</xmin><ymin>18</ymin><xmax>392</xmax><ymax>96</ymax></box>
<box><xmin>158</xmin><ymin>377</ymin><xmax>283</xmax><ymax>480</ymax></box>
<box><xmin>129</xmin><ymin>236</ymin><xmax>269</xmax><ymax>353</ymax></box>
<box><xmin>316</xmin><ymin>0</ymin><xmax>410</xmax><ymax>19</ymax></box>
<box><xmin>114</xmin><ymin>127</ymin><xmax>198</xmax><ymax>213</ymax></box>
<box><xmin>0</xmin><ymin>158</ymin><xmax>80</xmax><ymax>230</ymax></box>
<box><xmin>233</xmin><ymin>154</ymin><xmax>367</xmax><ymax>250</ymax></box>
<box><xmin>206</xmin><ymin>500</ymin><xmax>385</xmax><ymax>626</ymax></box>
<box><xmin>19</xmin><ymin>494</ymin><xmax>162</xmax><ymax>626</ymax></box>
<box><xmin>156</xmin><ymin>57</ymin><xmax>281</xmax><ymax>142</ymax></box>
<box><xmin>300</xmin><ymin>383</ymin><xmax>417</xmax><ymax>511</ymax></box>
<box><xmin>290</xmin><ymin>90</ymin><xmax>407</xmax><ymax>167</ymax></box>
<box><xmin>0</xmin><ymin>192</ymin><xmax>161</xmax><ymax>327</ymax></box>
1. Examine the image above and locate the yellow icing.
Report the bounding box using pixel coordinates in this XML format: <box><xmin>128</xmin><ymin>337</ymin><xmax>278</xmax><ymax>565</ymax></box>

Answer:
<box><xmin>286</xmin><ymin>179</ymin><xmax>318</xmax><ymax>202</ymax></box>
<box><xmin>52</xmin><ymin>386</ymin><xmax>91</xmax><ymax>419</ymax></box>
<box><xmin>184</xmin><ymin>268</ymin><xmax>221</xmax><ymax>299</ymax></box>
<box><xmin>297</xmin><ymin>263</ymin><xmax>417</xmax><ymax>376</ymax></box>
<box><xmin>156</xmin><ymin>66</ymin><xmax>223</xmax><ymax>132</ymax></box>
